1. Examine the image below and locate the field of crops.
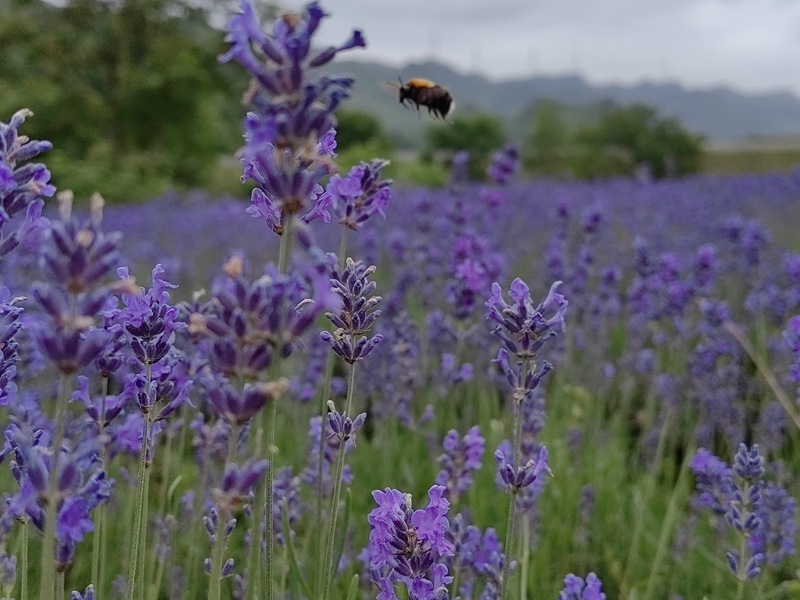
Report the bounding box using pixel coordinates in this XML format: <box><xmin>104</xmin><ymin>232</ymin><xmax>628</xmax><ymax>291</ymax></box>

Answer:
<box><xmin>3</xmin><ymin>2</ymin><xmax>800</xmax><ymax>600</ymax></box>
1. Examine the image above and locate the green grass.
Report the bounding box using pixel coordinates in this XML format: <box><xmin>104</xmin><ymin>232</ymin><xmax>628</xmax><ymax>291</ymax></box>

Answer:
<box><xmin>6</xmin><ymin>344</ymin><xmax>799</xmax><ymax>599</ymax></box>
<box><xmin>703</xmin><ymin>147</ymin><xmax>800</xmax><ymax>175</ymax></box>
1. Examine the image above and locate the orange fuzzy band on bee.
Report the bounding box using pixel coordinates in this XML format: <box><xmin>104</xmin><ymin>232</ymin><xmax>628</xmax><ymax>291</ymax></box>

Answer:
<box><xmin>405</xmin><ymin>78</ymin><xmax>436</xmax><ymax>88</ymax></box>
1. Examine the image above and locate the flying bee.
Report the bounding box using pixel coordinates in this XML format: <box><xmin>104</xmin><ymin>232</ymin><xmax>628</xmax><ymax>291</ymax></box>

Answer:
<box><xmin>392</xmin><ymin>78</ymin><xmax>454</xmax><ymax>120</ymax></box>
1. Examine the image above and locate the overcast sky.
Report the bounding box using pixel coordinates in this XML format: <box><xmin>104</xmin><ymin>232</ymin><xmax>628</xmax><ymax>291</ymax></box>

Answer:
<box><xmin>291</xmin><ymin>0</ymin><xmax>800</xmax><ymax>96</ymax></box>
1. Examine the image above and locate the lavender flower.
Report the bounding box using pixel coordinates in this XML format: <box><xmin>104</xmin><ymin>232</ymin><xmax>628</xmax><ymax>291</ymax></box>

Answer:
<box><xmin>558</xmin><ymin>572</ymin><xmax>607</xmax><ymax>600</ymax></box>
<box><xmin>326</xmin><ymin>400</ymin><xmax>366</xmax><ymax>443</ymax></box>
<box><xmin>0</xmin><ymin>553</ymin><xmax>15</xmax><ymax>599</ymax></box>
<box><xmin>435</xmin><ymin>426</ymin><xmax>485</xmax><ymax>503</ymax></box>
<box><xmin>188</xmin><ymin>261</ymin><xmax>320</xmax><ymax>378</ymax></box>
<box><xmin>203</xmin><ymin>506</ymin><xmax>237</xmax><ymax>569</ymax></box>
<box><xmin>70</xmin><ymin>585</ymin><xmax>95</xmax><ymax>600</ymax></box>
<box><xmin>31</xmin><ymin>205</ymin><xmax>121</xmax><ymax>374</ymax></box>
<box><xmin>300</xmin><ymin>415</ymin><xmax>354</xmax><ymax>493</ymax></box>
<box><xmin>752</xmin><ymin>483</ymin><xmax>797</xmax><ymax>566</ymax></box>
<box><xmin>320</xmin><ymin>258</ymin><xmax>383</xmax><ymax>363</ymax></box>
<box><xmin>485</xmin><ymin>278</ymin><xmax>567</xmax><ymax>360</ymax></box>
<box><xmin>272</xmin><ymin>466</ymin><xmax>305</xmax><ymax>546</ymax></box>
<box><xmin>486</xmin><ymin>144</ymin><xmax>520</xmax><ymax>185</ymax></box>
<box><xmin>365</xmin><ymin>485</ymin><xmax>454</xmax><ymax>600</ymax></box>
<box><xmin>690</xmin><ymin>448</ymin><xmax>735</xmax><ymax>514</ymax></box>
<box><xmin>115</xmin><ymin>264</ymin><xmax>184</xmax><ymax>368</ymax></box>
<box><xmin>205</xmin><ymin>378</ymin><xmax>288</xmax><ymax>426</ymax></box>
<box><xmin>220</xmin><ymin>1</ymin><xmax>364</xmax><ymax>97</ymax></box>
<box><xmin>494</xmin><ymin>446</ymin><xmax>552</xmax><ymax>494</ymax></box>
<box><xmin>222</xmin><ymin>0</ymin><xmax>365</xmax><ymax>231</ymax></box>
<box><xmin>304</xmin><ymin>158</ymin><xmax>392</xmax><ymax>229</ymax></box>
<box><xmin>450</xmin><ymin>150</ymin><xmax>470</xmax><ymax>188</ymax></box>
<box><xmin>153</xmin><ymin>514</ymin><xmax>177</xmax><ymax>562</ymax></box>
<box><xmin>358</xmin><ymin>311</ymin><xmax>421</xmax><ymax>426</ymax></box>
<box><xmin>689</xmin><ymin>300</ymin><xmax>746</xmax><ymax>449</ymax></box>
<box><xmin>688</xmin><ymin>444</ymin><xmax>796</xmax><ymax>581</ymax></box>
<box><xmin>0</xmin><ymin>289</ymin><xmax>24</xmax><ymax>405</ymax></box>
<box><xmin>6</xmin><ymin>428</ymin><xmax>112</xmax><ymax>569</ymax></box>
<box><xmin>493</xmin><ymin>348</ymin><xmax>553</xmax><ymax>398</ymax></box>
<box><xmin>472</xmin><ymin>531</ymin><xmax>505</xmax><ymax>599</ymax></box>
<box><xmin>129</xmin><ymin>361</ymin><xmax>193</xmax><ymax>423</ymax></box>
<box><xmin>446</xmin><ymin>232</ymin><xmax>503</xmax><ymax>320</ymax></box>
<box><xmin>0</xmin><ymin>109</ymin><xmax>55</xmax><ymax>259</ymax></box>
<box><xmin>212</xmin><ymin>459</ymin><xmax>269</xmax><ymax>512</ymax></box>
<box><xmin>693</xmin><ymin>243</ymin><xmax>719</xmax><ymax>294</ymax></box>
<box><xmin>445</xmin><ymin>514</ymin><xmax>506</xmax><ymax>600</ymax></box>
<box><xmin>784</xmin><ymin>315</ymin><xmax>800</xmax><ymax>384</ymax></box>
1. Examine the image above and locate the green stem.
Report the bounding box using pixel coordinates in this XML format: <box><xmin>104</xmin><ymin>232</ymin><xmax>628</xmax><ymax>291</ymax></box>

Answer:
<box><xmin>159</xmin><ymin>424</ymin><xmax>175</xmax><ymax>514</ymax></box>
<box><xmin>138</xmin><ymin>451</ymin><xmax>152</xmax><ymax>596</ymax></box>
<box><xmin>172</xmin><ymin>402</ymin><xmax>191</xmax><ymax>600</ymax></box>
<box><xmin>642</xmin><ymin>445</ymin><xmax>693</xmax><ymax>600</ymax></box>
<box><xmin>520</xmin><ymin>514</ymin><xmax>530</xmax><ymax>600</ymax></box>
<box><xmin>21</xmin><ymin>521</ymin><xmax>28</xmax><ymax>600</ymax></box>
<box><xmin>619</xmin><ymin>486</ymin><xmax>645</xmax><ymax>598</ymax></box>
<box><xmin>210</xmin><ymin>425</ymin><xmax>240</xmax><ymax>600</ymax></box>
<box><xmin>337</xmin><ymin>228</ymin><xmax>349</xmax><ymax>268</ymax></box>
<box><xmin>314</xmin><ymin>352</ymin><xmax>336</xmax><ymax>597</ymax></box>
<box><xmin>207</xmin><ymin>508</ymin><xmax>228</xmax><ymax>600</ymax></box>
<box><xmin>227</xmin><ymin>423</ymin><xmax>240</xmax><ymax>464</ymax></box>
<box><xmin>736</xmin><ymin>481</ymin><xmax>753</xmax><ymax>600</ymax></box>
<box><xmin>500</xmin><ymin>359</ymin><xmax>528</xmax><ymax>600</ymax></box>
<box><xmin>512</xmin><ymin>394</ymin><xmax>524</xmax><ymax>469</ymax></box>
<box><xmin>55</xmin><ymin>571</ymin><xmax>64</xmax><ymax>600</ymax></box>
<box><xmin>342</xmin><ymin>362</ymin><xmax>357</xmax><ymax>416</ymax></box>
<box><xmin>511</xmin><ymin>357</ymin><xmax>531</xmax><ymax>468</ymax></box>
<box><xmin>736</xmin><ymin>572</ymin><xmax>745</xmax><ymax>600</ymax></box>
<box><xmin>277</xmin><ymin>215</ymin><xmax>294</xmax><ymax>274</ymax></box>
<box><xmin>322</xmin><ymin>447</ymin><xmax>347</xmax><ymax>600</ymax></box>
<box><xmin>500</xmin><ymin>491</ymin><xmax>517</xmax><ymax>600</ymax></box>
<box><xmin>282</xmin><ymin>500</ymin><xmax>312</xmax><ymax>599</ymax></box>
<box><xmin>187</xmin><ymin>443</ymin><xmax>211</xmax><ymax>600</ymax></box>
<box><xmin>149</xmin><ymin>545</ymin><xmax>167</xmax><ymax>600</ymax></box>
<box><xmin>262</xmin><ymin>212</ymin><xmax>295</xmax><ymax>600</ymax></box>
<box><xmin>621</xmin><ymin>409</ymin><xmax>674</xmax><ymax>597</ymax></box>
<box><xmin>92</xmin><ymin>376</ymin><xmax>110</xmax><ymax>595</ymax></box>
<box><xmin>126</xmin><ymin>364</ymin><xmax>153</xmax><ymax>600</ymax></box>
<box><xmin>263</xmin><ymin>401</ymin><xmax>277</xmax><ymax>600</ymax></box>
<box><xmin>39</xmin><ymin>373</ymin><xmax>72</xmax><ymax>600</ymax></box>
<box><xmin>245</xmin><ymin>429</ymin><xmax>263</xmax><ymax>600</ymax></box>
<box><xmin>450</xmin><ymin>564</ymin><xmax>461</xmax><ymax>600</ymax></box>
<box><xmin>314</xmin><ymin>227</ymin><xmax>348</xmax><ymax>597</ymax></box>
<box><xmin>91</xmin><ymin>504</ymin><xmax>105</xmax><ymax>592</ymax></box>
<box><xmin>321</xmin><ymin>363</ymin><xmax>357</xmax><ymax>600</ymax></box>
<box><xmin>144</xmin><ymin>426</ymin><xmax>175</xmax><ymax>598</ymax></box>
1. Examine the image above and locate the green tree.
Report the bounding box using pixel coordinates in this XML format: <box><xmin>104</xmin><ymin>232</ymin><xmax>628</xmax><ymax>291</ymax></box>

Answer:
<box><xmin>525</xmin><ymin>100</ymin><xmax>569</xmax><ymax>177</ymax></box>
<box><xmin>331</xmin><ymin>109</ymin><xmax>394</xmax><ymax>174</ymax></box>
<box><xmin>425</xmin><ymin>113</ymin><xmax>505</xmax><ymax>180</ymax></box>
<box><xmin>0</xmin><ymin>0</ymin><xmax>246</xmax><ymax>200</ymax></box>
<box><xmin>334</xmin><ymin>109</ymin><xmax>390</xmax><ymax>153</ymax></box>
<box><xmin>571</xmin><ymin>103</ymin><xmax>703</xmax><ymax>180</ymax></box>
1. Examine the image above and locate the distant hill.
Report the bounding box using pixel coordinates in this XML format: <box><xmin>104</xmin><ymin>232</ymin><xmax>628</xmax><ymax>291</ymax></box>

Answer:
<box><xmin>322</xmin><ymin>59</ymin><xmax>800</xmax><ymax>147</ymax></box>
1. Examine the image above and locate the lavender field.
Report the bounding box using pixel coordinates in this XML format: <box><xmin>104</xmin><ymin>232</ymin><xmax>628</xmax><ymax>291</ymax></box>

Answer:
<box><xmin>2</xmin><ymin>2</ymin><xmax>800</xmax><ymax>600</ymax></box>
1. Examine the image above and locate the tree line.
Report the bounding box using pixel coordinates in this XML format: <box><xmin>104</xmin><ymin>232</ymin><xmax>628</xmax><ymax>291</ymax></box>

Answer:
<box><xmin>1</xmin><ymin>0</ymin><xmax>703</xmax><ymax>200</ymax></box>
<box><xmin>337</xmin><ymin>102</ymin><xmax>704</xmax><ymax>183</ymax></box>
<box><xmin>0</xmin><ymin>0</ymin><xmax>247</xmax><ymax>200</ymax></box>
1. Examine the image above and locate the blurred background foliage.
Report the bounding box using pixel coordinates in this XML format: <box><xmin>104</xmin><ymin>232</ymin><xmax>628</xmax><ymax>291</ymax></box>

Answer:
<box><xmin>1</xmin><ymin>0</ymin><xmax>711</xmax><ymax>202</ymax></box>
<box><xmin>0</xmin><ymin>0</ymin><xmax>248</xmax><ymax>200</ymax></box>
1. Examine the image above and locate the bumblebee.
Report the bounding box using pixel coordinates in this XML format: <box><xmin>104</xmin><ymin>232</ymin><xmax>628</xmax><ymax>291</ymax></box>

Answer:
<box><xmin>396</xmin><ymin>78</ymin><xmax>454</xmax><ymax>120</ymax></box>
